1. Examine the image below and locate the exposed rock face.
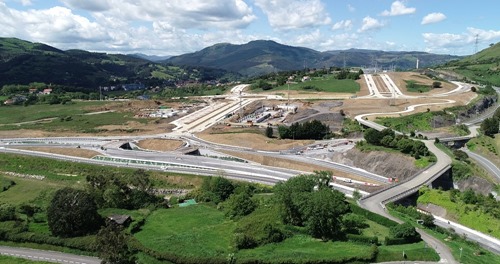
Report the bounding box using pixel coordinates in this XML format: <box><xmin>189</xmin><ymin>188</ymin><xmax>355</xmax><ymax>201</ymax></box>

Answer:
<box><xmin>330</xmin><ymin>148</ymin><xmax>422</xmax><ymax>181</ymax></box>
<box><xmin>455</xmin><ymin>176</ymin><xmax>495</xmax><ymax>196</ymax></box>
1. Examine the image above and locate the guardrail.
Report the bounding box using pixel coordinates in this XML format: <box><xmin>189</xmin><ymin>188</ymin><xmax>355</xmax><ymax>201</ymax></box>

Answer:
<box><xmin>380</xmin><ymin>164</ymin><xmax>451</xmax><ymax>205</ymax></box>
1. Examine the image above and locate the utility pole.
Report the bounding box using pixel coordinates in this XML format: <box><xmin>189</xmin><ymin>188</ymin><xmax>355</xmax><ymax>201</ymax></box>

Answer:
<box><xmin>474</xmin><ymin>34</ymin><xmax>479</xmax><ymax>61</ymax></box>
<box><xmin>239</xmin><ymin>91</ymin><xmax>243</xmax><ymax>121</ymax></box>
<box><xmin>287</xmin><ymin>83</ymin><xmax>290</xmax><ymax>105</ymax></box>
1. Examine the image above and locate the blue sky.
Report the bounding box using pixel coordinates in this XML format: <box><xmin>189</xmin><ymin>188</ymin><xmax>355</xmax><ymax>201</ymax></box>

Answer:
<box><xmin>1</xmin><ymin>0</ymin><xmax>499</xmax><ymax>56</ymax></box>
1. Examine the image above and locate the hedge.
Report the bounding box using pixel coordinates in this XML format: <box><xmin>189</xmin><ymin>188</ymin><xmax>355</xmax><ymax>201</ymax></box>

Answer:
<box><xmin>346</xmin><ymin>234</ymin><xmax>378</xmax><ymax>245</ymax></box>
<box><xmin>384</xmin><ymin>237</ymin><xmax>409</xmax><ymax>246</ymax></box>
<box><xmin>0</xmin><ymin>228</ymin><xmax>96</xmax><ymax>252</ymax></box>
<box><xmin>350</xmin><ymin>204</ymin><xmax>398</xmax><ymax>228</ymax></box>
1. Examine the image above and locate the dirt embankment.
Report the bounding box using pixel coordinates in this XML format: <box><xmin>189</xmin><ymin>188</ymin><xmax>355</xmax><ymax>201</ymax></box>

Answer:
<box><xmin>455</xmin><ymin>176</ymin><xmax>496</xmax><ymax>196</ymax></box>
<box><xmin>330</xmin><ymin>148</ymin><xmax>422</xmax><ymax>181</ymax></box>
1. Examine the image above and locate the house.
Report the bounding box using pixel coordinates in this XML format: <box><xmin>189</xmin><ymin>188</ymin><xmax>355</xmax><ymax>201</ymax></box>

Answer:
<box><xmin>29</xmin><ymin>88</ymin><xmax>38</xmax><ymax>94</ymax></box>
<box><xmin>301</xmin><ymin>76</ymin><xmax>310</xmax><ymax>82</ymax></box>
<box><xmin>108</xmin><ymin>214</ymin><xmax>132</xmax><ymax>226</ymax></box>
<box><xmin>4</xmin><ymin>95</ymin><xmax>27</xmax><ymax>105</ymax></box>
<box><xmin>42</xmin><ymin>88</ymin><xmax>52</xmax><ymax>95</ymax></box>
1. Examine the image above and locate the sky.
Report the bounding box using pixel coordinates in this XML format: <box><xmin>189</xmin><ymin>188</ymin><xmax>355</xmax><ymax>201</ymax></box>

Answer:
<box><xmin>1</xmin><ymin>0</ymin><xmax>499</xmax><ymax>56</ymax></box>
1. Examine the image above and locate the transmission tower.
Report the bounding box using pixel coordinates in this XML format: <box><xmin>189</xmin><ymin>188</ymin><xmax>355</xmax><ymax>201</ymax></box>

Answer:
<box><xmin>474</xmin><ymin>34</ymin><xmax>479</xmax><ymax>61</ymax></box>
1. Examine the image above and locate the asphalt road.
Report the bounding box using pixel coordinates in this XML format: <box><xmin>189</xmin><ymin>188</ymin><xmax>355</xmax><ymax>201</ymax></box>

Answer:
<box><xmin>0</xmin><ymin>246</ymin><xmax>100</xmax><ymax>264</ymax></box>
<box><xmin>359</xmin><ymin>140</ymin><xmax>457</xmax><ymax>263</ymax></box>
<box><xmin>462</xmin><ymin>148</ymin><xmax>500</xmax><ymax>182</ymax></box>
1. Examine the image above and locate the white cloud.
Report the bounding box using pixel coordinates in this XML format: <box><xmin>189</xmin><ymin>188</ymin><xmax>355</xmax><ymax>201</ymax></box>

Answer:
<box><xmin>254</xmin><ymin>0</ymin><xmax>331</xmax><ymax>30</ymax></box>
<box><xmin>347</xmin><ymin>4</ymin><xmax>355</xmax><ymax>12</ymax></box>
<box><xmin>422</xmin><ymin>27</ymin><xmax>500</xmax><ymax>53</ymax></box>
<box><xmin>358</xmin><ymin>16</ymin><xmax>385</xmax><ymax>32</ymax></box>
<box><xmin>63</xmin><ymin>0</ymin><xmax>256</xmax><ymax>30</ymax></box>
<box><xmin>61</xmin><ymin>0</ymin><xmax>111</xmax><ymax>12</ymax></box>
<box><xmin>0</xmin><ymin>4</ymin><xmax>110</xmax><ymax>44</ymax></box>
<box><xmin>381</xmin><ymin>1</ymin><xmax>416</xmax><ymax>16</ymax></box>
<box><xmin>332</xmin><ymin>20</ymin><xmax>353</xmax><ymax>31</ymax></box>
<box><xmin>20</xmin><ymin>0</ymin><xmax>33</xmax><ymax>6</ymax></box>
<box><xmin>421</xmin><ymin>12</ymin><xmax>446</xmax><ymax>25</ymax></box>
<box><xmin>293</xmin><ymin>29</ymin><xmax>322</xmax><ymax>45</ymax></box>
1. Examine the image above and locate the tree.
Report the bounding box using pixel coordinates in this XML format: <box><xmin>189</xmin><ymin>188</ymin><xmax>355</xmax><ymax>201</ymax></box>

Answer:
<box><xmin>199</xmin><ymin>176</ymin><xmax>235</xmax><ymax>204</ymax></box>
<box><xmin>453</xmin><ymin>150</ymin><xmax>469</xmax><ymax>162</ymax></box>
<box><xmin>223</xmin><ymin>192</ymin><xmax>256</xmax><ymax>219</ymax></box>
<box><xmin>47</xmin><ymin>188</ymin><xmax>103</xmax><ymax>237</ymax></box>
<box><xmin>432</xmin><ymin>81</ymin><xmax>442</xmax><ymax>88</ymax></box>
<box><xmin>421</xmin><ymin>214</ymin><xmax>435</xmax><ymax>228</ymax></box>
<box><xmin>265</xmin><ymin>126</ymin><xmax>273</xmax><ymax>138</ymax></box>
<box><xmin>0</xmin><ymin>204</ymin><xmax>16</xmax><ymax>221</ymax></box>
<box><xmin>342</xmin><ymin>213</ymin><xmax>369</xmax><ymax>234</ymax></box>
<box><xmin>129</xmin><ymin>169</ymin><xmax>151</xmax><ymax>192</ymax></box>
<box><xmin>364</xmin><ymin>128</ymin><xmax>382</xmax><ymax>145</ymax></box>
<box><xmin>274</xmin><ymin>175</ymin><xmax>316</xmax><ymax>226</ymax></box>
<box><xmin>302</xmin><ymin>188</ymin><xmax>350</xmax><ymax>240</ymax></box>
<box><xmin>481</xmin><ymin>117</ymin><xmax>499</xmax><ymax>137</ymax></box>
<box><xmin>389</xmin><ymin>223</ymin><xmax>420</xmax><ymax>242</ymax></box>
<box><xmin>96</xmin><ymin>221</ymin><xmax>135</xmax><ymax>264</ymax></box>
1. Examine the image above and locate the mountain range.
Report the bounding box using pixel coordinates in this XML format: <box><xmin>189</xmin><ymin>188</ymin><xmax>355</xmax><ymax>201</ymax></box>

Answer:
<box><xmin>166</xmin><ymin>40</ymin><xmax>463</xmax><ymax>76</ymax></box>
<box><xmin>0</xmin><ymin>38</ymin><xmax>229</xmax><ymax>90</ymax></box>
<box><xmin>0</xmin><ymin>37</ymin><xmax>480</xmax><ymax>89</ymax></box>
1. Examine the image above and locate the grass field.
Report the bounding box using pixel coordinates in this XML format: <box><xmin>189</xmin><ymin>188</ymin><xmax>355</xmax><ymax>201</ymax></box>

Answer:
<box><xmin>405</xmin><ymin>80</ymin><xmax>431</xmax><ymax>93</ymax></box>
<box><xmin>0</xmin><ymin>110</ymin><xmax>147</xmax><ymax>133</ymax></box>
<box><xmin>135</xmin><ymin>204</ymin><xmax>442</xmax><ymax>263</ymax></box>
<box><xmin>362</xmin><ymin>219</ymin><xmax>390</xmax><ymax>239</ymax></box>
<box><xmin>0</xmin><ymin>255</ymin><xmax>52</xmax><ymax>264</ymax></box>
<box><xmin>417</xmin><ymin>189</ymin><xmax>500</xmax><ymax>238</ymax></box>
<box><xmin>0</xmin><ymin>177</ymin><xmax>66</xmax><ymax>206</ymax></box>
<box><xmin>253</xmin><ymin>76</ymin><xmax>360</xmax><ymax>93</ymax></box>
<box><xmin>390</xmin><ymin>210</ymin><xmax>500</xmax><ymax>264</ymax></box>
<box><xmin>0</xmin><ymin>101</ymin><xmax>108</xmax><ymax>124</ymax></box>
<box><xmin>236</xmin><ymin>235</ymin><xmax>373</xmax><ymax>263</ymax></box>
<box><xmin>376</xmin><ymin>242</ymin><xmax>439</xmax><ymax>262</ymax></box>
<box><xmin>134</xmin><ymin>205</ymin><xmax>236</xmax><ymax>258</ymax></box>
<box><xmin>467</xmin><ymin>135</ymin><xmax>500</xmax><ymax>168</ymax></box>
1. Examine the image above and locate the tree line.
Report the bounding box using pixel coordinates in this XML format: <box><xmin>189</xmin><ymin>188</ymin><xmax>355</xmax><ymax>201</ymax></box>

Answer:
<box><xmin>361</xmin><ymin>128</ymin><xmax>431</xmax><ymax>159</ymax></box>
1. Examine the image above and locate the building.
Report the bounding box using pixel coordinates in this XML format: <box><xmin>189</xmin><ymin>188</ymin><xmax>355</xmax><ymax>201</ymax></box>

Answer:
<box><xmin>42</xmin><ymin>88</ymin><xmax>52</xmax><ymax>95</ymax></box>
<box><xmin>108</xmin><ymin>215</ymin><xmax>132</xmax><ymax>226</ymax></box>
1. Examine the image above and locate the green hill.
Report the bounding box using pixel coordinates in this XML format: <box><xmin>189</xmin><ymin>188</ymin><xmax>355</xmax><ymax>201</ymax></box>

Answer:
<box><xmin>167</xmin><ymin>40</ymin><xmax>324</xmax><ymax>76</ymax></box>
<box><xmin>167</xmin><ymin>40</ymin><xmax>461</xmax><ymax>76</ymax></box>
<box><xmin>438</xmin><ymin>42</ymin><xmax>500</xmax><ymax>86</ymax></box>
<box><xmin>0</xmin><ymin>38</ymin><xmax>232</xmax><ymax>90</ymax></box>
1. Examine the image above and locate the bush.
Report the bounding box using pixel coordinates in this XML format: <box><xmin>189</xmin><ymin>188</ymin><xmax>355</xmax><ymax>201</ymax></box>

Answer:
<box><xmin>384</xmin><ymin>236</ymin><xmax>408</xmax><ymax>245</ymax></box>
<box><xmin>233</xmin><ymin>233</ymin><xmax>257</xmax><ymax>249</ymax></box>
<box><xmin>350</xmin><ymin>204</ymin><xmax>398</xmax><ymax>227</ymax></box>
<box><xmin>0</xmin><ymin>204</ymin><xmax>17</xmax><ymax>221</ymax></box>
<box><xmin>346</xmin><ymin>234</ymin><xmax>378</xmax><ymax>245</ymax></box>
<box><xmin>389</xmin><ymin>223</ymin><xmax>421</xmax><ymax>243</ymax></box>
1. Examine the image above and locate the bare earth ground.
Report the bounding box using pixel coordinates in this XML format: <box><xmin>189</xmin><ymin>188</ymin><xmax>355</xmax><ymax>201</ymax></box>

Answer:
<box><xmin>13</xmin><ymin>147</ymin><xmax>101</xmax><ymax>159</ymax></box>
<box><xmin>197</xmin><ymin>129</ymin><xmax>313</xmax><ymax>151</ymax></box>
<box><xmin>136</xmin><ymin>139</ymin><xmax>184</xmax><ymax>151</ymax></box>
<box><xmin>219</xmin><ymin>149</ymin><xmax>379</xmax><ymax>185</ymax></box>
<box><xmin>387</xmin><ymin>72</ymin><xmax>457</xmax><ymax>95</ymax></box>
<box><xmin>0</xmin><ymin>74</ymin><xmax>473</xmax><ymax>139</ymax></box>
<box><xmin>356</xmin><ymin>78</ymin><xmax>370</xmax><ymax>96</ymax></box>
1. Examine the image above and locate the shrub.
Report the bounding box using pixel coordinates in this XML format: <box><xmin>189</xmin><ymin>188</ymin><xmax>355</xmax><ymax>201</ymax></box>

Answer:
<box><xmin>346</xmin><ymin>234</ymin><xmax>378</xmax><ymax>245</ymax></box>
<box><xmin>389</xmin><ymin>223</ymin><xmax>421</xmax><ymax>243</ymax></box>
<box><xmin>350</xmin><ymin>204</ymin><xmax>398</xmax><ymax>227</ymax></box>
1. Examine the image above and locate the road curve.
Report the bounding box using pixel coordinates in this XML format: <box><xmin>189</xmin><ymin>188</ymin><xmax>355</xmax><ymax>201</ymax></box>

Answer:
<box><xmin>355</xmin><ymin>99</ymin><xmax>457</xmax><ymax>263</ymax></box>
<box><xmin>0</xmin><ymin>246</ymin><xmax>100</xmax><ymax>264</ymax></box>
<box><xmin>462</xmin><ymin>148</ymin><xmax>500</xmax><ymax>182</ymax></box>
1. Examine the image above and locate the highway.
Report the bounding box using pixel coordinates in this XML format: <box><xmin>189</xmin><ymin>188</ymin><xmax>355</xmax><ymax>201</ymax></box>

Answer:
<box><xmin>462</xmin><ymin>147</ymin><xmax>500</xmax><ymax>182</ymax></box>
<box><xmin>0</xmin><ymin>246</ymin><xmax>100</xmax><ymax>264</ymax></box>
<box><xmin>0</xmin><ymin>76</ymin><xmax>494</xmax><ymax>263</ymax></box>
